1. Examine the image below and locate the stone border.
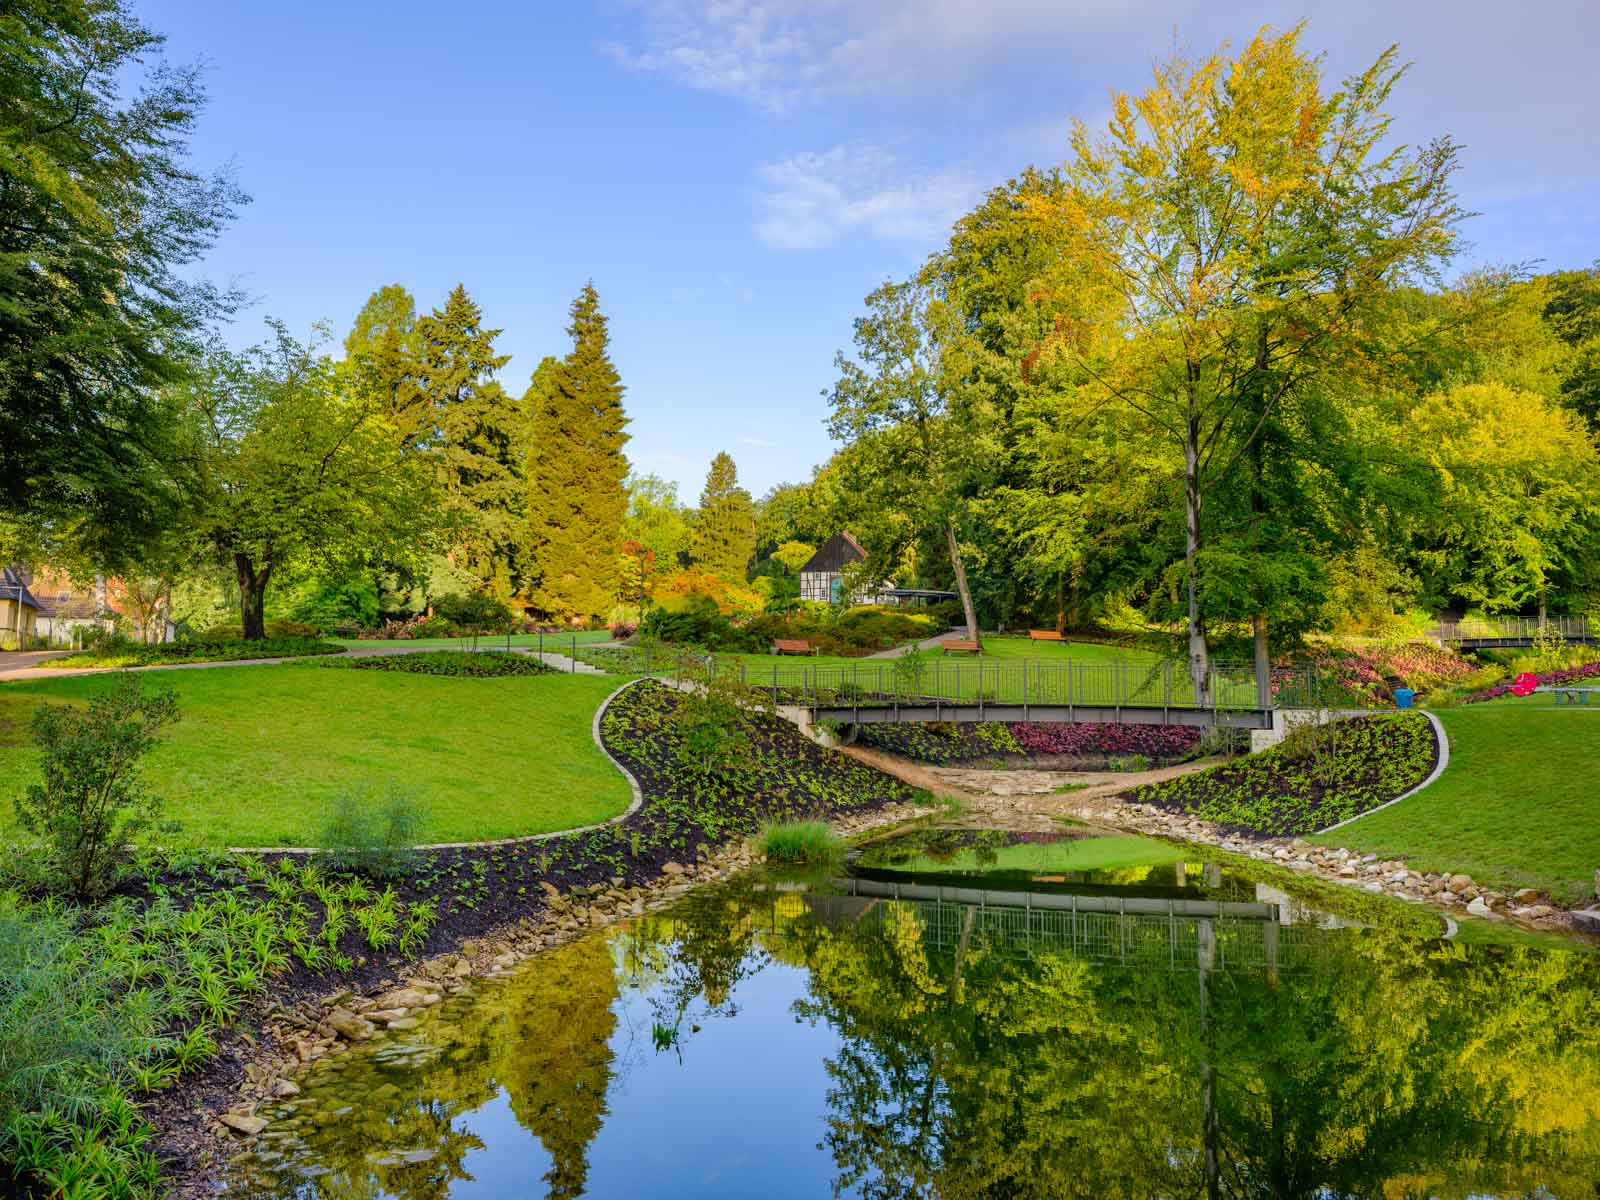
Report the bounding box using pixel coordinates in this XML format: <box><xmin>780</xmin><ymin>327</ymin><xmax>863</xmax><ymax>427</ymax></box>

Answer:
<box><xmin>227</xmin><ymin>677</ymin><xmax>648</xmax><ymax>854</ymax></box>
<box><xmin>1316</xmin><ymin>708</ymin><xmax>1450</xmax><ymax>834</ymax></box>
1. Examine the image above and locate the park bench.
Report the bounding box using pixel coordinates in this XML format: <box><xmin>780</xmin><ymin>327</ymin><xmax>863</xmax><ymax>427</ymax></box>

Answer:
<box><xmin>1535</xmin><ymin>685</ymin><xmax>1599</xmax><ymax>705</ymax></box>
<box><xmin>1028</xmin><ymin>629</ymin><xmax>1064</xmax><ymax>642</ymax></box>
<box><xmin>771</xmin><ymin>638</ymin><xmax>816</xmax><ymax>655</ymax></box>
<box><xmin>942</xmin><ymin>638</ymin><xmax>981</xmax><ymax>654</ymax></box>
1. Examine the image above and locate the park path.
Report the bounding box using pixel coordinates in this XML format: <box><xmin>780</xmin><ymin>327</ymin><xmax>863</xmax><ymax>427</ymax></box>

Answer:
<box><xmin>865</xmin><ymin>629</ymin><xmax>960</xmax><ymax>660</ymax></box>
<box><xmin>0</xmin><ymin>641</ymin><xmax>614</xmax><ymax>683</ymax></box>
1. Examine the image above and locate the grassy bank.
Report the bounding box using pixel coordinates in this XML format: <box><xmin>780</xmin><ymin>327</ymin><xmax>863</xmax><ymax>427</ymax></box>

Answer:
<box><xmin>1314</xmin><ymin>699</ymin><xmax>1600</xmax><ymax>904</ymax></box>
<box><xmin>0</xmin><ymin>666</ymin><xmax>629</xmax><ymax>845</ymax></box>
<box><xmin>39</xmin><ymin>636</ymin><xmax>342</xmax><ymax>669</ymax></box>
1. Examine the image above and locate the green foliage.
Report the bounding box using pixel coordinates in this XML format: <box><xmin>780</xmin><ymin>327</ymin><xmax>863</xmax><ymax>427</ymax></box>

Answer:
<box><xmin>13</xmin><ymin>677</ymin><xmax>179</xmax><ymax>899</ymax></box>
<box><xmin>431</xmin><ymin>591</ymin><xmax>513</xmax><ymax>631</ymax></box>
<box><xmin>199</xmin><ymin>619</ymin><xmax>321</xmax><ymax>641</ymax></box>
<box><xmin>523</xmin><ymin>284</ymin><xmax>631</xmax><ymax>620</ymax></box>
<box><xmin>319</xmin><ymin>789</ymin><xmax>429</xmax><ymax>879</ymax></box>
<box><xmin>1134</xmin><ymin>714</ymin><xmax>1436</xmax><ymax>836</ymax></box>
<box><xmin>624</xmin><ymin>473</ymin><xmax>693</xmax><ymax>574</ymax></box>
<box><xmin>759</xmin><ymin>820</ymin><xmax>845</xmax><ymax>865</ymax></box>
<box><xmin>0</xmin><ymin>0</ymin><xmax>245</xmax><ymax>557</ymax></box>
<box><xmin>690</xmin><ymin>452</ymin><xmax>758</xmax><ymax>581</ymax></box>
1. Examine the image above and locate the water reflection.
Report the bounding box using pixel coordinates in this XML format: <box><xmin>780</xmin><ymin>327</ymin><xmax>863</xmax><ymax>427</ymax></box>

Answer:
<box><xmin>226</xmin><ymin>865</ymin><xmax>1600</xmax><ymax>1199</ymax></box>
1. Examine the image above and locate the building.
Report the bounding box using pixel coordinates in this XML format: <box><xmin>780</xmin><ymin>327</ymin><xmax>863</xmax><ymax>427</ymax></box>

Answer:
<box><xmin>1</xmin><ymin>565</ymin><xmax>41</xmax><ymax>649</ymax></box>
<box><xmin>797</xmin><ymin>533</ymin><xmax>955</xmax><ymax>608</ymax></box>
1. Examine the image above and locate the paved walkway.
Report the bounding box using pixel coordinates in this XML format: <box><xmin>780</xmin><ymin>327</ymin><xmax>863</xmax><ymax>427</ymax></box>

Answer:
<box><xmin>0</xmin><ymin>641</ymin><xmax>613</xmax><ymax>684</ymax></box>
<box><xmin>865</xmin><ymin>629</ymin><xmax>960</xmax><ymax>659</ymax></box>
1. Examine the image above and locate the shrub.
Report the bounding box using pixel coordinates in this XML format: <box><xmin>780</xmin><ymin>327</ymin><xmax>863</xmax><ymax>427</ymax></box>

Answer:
<box><xmin>13</xmin><ymin>676</ymin><xmax>180</xmax><ymax>900</ymax></box>
<box><xmin>200</xmin><ymin>618</ymin><xmax>320</xmax><ymax>641</ymax></box>
<box><xmin>318</xmin><ymin>789</ymin><xmax>429</xmax><ymax>879</ymax></box>
<box><xmin>432</xmin><ymin>591</ymin><xmax>513</xmax><ymax>631</ymax></box>
<box><xmin>610</xmin><ymin>620</ymin><xmax>638</xmax><ymax>640</ymax></box>
<box><xmin>759</xmin><ymin>820</ymin><xmax>845</xmax><ymax>865</ymax></box>
<box><xmin>44</xmin><ymin>636</ymin><xmax>341</xmax><ymax>669</ymax></box>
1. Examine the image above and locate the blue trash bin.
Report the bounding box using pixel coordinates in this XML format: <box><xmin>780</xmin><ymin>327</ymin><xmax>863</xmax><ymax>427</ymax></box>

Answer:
<box><xmin>1393</xmin><ymin>687</ymin><xmax>1415</xmax><ymax>709</ymax></box>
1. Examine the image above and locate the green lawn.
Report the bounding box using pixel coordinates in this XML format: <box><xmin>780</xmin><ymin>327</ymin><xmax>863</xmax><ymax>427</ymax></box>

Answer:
<box><xmin>0</xmin><ymin>665</ymin><xmax>631</xmax><ymax>847</ymax></box>
<box><xmin>1311</xmin><ymin>699</ymin><xmax>1600</xmax><ymax>904</ymax></box>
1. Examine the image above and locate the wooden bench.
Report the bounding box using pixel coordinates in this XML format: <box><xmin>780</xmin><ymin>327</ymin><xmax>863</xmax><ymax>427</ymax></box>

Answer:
<box><xmin>941</xmin><ymin>638</ymin><xmax>981</xmax><ymax>654</ymax></box>
<box><xmin>1536</xmin><ymin>685</ymin><xmax>1599</xmax><ymax>705</ymax></box>
<box><xmin>771</xmin><ymin>638</ymin><xmax>816</xmax><ymax>655</ymax></box>
<box><xmin>1028</xmin><ymin>629</ymin><xmax>1064</xmax><ymax>642</ymax></box>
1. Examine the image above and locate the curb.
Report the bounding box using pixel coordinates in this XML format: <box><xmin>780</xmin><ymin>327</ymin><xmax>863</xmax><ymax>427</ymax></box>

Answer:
<box><xmin>1316</xmin><ymin>708</ymin><xmax>1451</xmax><ymax>834</ymax></box>
<box><xmin>227</xmin><ymin>677</ymin><xmax>648</xmax><ymax>855</ymax></box>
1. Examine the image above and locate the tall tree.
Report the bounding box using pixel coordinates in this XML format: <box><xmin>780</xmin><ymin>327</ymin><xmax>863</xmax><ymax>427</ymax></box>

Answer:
<box><xmin>412</xmin><ymin>286</ymin><xmax>517</xmax><ymax>597</ymax></box>
<box><xmin>690</xmin><ymin>453</ymin><xmax>757</xmax><ymax>582</ymax></box>
<box><xmin>623</xmin><ymin>473</ymin><xmax>692</xmax><ymax>570</ymax></box>
<box><xmin>1027</xmin><ymin>25</ymin><xmax>1463</xmax><ymax>691</ymax></box>
<box><xmin>184</xmin><ymin>326</ymin><xmax>439</xmax><ymax>639</ymax></box>
<box><xmin>522</xmin><ymin>284</ymin><xmax>631</xmax><ymax>620</ymax></box>
<box><xmin>0</xmin><ymin>0</ymin><xmax>245</xmax><ymax>558</ymax></box>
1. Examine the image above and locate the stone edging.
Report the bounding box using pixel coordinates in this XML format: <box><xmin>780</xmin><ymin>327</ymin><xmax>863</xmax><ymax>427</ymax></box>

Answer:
<box><xmin>227</xmin><ymin>677</ymin><xmax>648</xmax><ymax>855</ymax></box>
<box><xmin>1316</xmin><ymin>708</ymin><xmax>1450</xmax><ymax>834</ymax></box>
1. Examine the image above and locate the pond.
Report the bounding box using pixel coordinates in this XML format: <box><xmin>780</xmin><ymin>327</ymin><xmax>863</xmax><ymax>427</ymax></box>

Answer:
<box><xmin>224</xmin><ymin>827</ymin><xmax>1600</xmax><ymax>1199</ymax></box>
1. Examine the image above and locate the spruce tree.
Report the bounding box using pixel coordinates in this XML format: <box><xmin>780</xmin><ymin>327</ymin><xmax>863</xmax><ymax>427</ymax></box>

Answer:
<box><xmin>691</xmin><ymin>452</ymin><xmax>756</xmax><ymax>581</ymax></box>
<box><xmin>522</xmin><ymin>284</ymin><xmax>630</xmax><ymax>620</ymax></box>
<box><xmin>413</xmin><ymin>285</ymin><xmax>517</xmax><ymax>597</ymax></box>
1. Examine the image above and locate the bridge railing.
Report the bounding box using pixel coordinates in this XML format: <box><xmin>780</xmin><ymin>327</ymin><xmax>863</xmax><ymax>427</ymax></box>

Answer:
<box><xmin>733</xmin><ymin>658</ymin><xmax>1325</xmax><ymax>714</ymax></box>
<box><xmin>1431</xmin><ymin>615</ymin><xmax>1590</xmax><ymax>643</ymax></box>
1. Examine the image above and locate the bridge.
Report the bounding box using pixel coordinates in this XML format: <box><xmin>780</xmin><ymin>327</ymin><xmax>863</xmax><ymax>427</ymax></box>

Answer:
<box><xmin>1430</xmin><ymin>616</ymin><xmax>1593</xmax><ymax>649</ymax></box>
<box><xmin>747</xmin><ymin>658</ymin><xmax>1326</xmax><ymax>732</ymax></box>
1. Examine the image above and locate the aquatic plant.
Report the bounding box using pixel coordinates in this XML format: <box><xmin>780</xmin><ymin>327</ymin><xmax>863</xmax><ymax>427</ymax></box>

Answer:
<box><xmin>759</xmin><ymin>821</ymin><xmax>846</xmax><ymax>865</ymax></box>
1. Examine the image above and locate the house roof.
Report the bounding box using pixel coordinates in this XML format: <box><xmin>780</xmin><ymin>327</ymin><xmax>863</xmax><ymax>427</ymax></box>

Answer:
<box><xmin>1</xmin><ymin>565</ymin><xmax>40</xmax><ymax>610</ymax></box>
<box><xmin>800</xmin><ymin>531</ymin><xmax>867</xmax><ymax>575</ymax></box>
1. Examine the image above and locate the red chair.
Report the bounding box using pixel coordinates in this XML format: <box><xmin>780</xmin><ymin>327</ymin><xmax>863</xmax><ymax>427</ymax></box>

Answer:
<box><xmin>1510</xmin><ymin>672</ymin><xmax>1539</xmax><ymax>697</ymax></box>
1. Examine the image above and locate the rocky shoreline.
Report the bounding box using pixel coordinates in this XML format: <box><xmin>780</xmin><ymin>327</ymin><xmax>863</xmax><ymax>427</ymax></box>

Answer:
<box><xmin>153</xmin><ymin>798</ymin><xmax>936</xmax><ymax>1197</ymax></box>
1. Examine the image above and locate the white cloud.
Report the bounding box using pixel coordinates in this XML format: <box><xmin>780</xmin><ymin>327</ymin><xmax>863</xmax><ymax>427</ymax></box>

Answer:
<box><xmin>754</xmin><ymin>143</ymin><xmax>980</xmax><ymax>250</ymax></box>
<box><xmin>603</xmin><ymin>0</ymin><xmax>1143</xmax><ymax>111</ymax></box>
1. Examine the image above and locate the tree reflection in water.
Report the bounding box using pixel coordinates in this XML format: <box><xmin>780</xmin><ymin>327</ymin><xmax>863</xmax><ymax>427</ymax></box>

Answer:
<box><xmin>227</xmin><ymin>881</ymin><xmax>1600</xmax><ymax>1200</ymax></box>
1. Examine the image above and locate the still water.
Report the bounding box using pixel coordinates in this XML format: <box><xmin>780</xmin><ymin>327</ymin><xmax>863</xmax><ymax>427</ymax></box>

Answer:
<box><xmin>225</xmin><ymin>830</ymin><xmax>1600</xmax><ymax>1199</ymax></box>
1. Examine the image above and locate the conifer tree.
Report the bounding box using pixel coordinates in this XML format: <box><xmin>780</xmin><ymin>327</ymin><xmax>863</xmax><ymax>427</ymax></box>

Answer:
<box><xmin>413</xmin><ymin>285</ymin><xmax>517</xmax><ymax>596</ymax></box>
<box><xmin>522</xmin><ymin>284</ymin><xmax>631</xmax><ymax>620</ymax></box>
<box><xmin>691</xmin><ymin>452</ymin><xmax>757</xmax><ymax>582</ymax></box>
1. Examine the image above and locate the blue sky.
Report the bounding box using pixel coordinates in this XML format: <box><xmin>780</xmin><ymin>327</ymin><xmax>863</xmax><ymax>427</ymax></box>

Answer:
<box><xmin>143</xmin><ymin>0</ymin><xmax>1600</xmax><ymax>501</ymax></box>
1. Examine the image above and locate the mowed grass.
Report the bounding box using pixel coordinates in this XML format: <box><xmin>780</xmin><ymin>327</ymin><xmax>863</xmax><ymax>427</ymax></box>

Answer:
<box><xmin>0</xmin><ymin>664</ymin><xmax>631</xmax><ymax>847</ymax></box>
<box><xmin>1311</xmin><ymin>699</ymin><xmax>1600</xmax><ymax>904</ymax></box>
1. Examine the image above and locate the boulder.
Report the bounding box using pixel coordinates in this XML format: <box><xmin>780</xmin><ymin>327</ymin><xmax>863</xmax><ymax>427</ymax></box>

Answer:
<box><xmin>1448</xmin><ymin>873</ymin><xmax>1473</xmax><ymax>892</ymax></box>
<box><xmin>375</xmin><ymin>988</ymin><xmax>432</xmax><ymax>1010</ymax></box>
<box><xmin>271</xmin><ymin>1079</ymin><xmax>301</xmax><ymax>1099</ymax></box>
<box><xmin>220</xmin><ymin>1113</ymin><xmax>269</xmax><ymax>1137</ymax></box>
<box><xmin>1465</xmin><ymin>896</ymin><xmax>1496</xmax><ymax>918</ymax></box>
<box><xmin>661</xmin><ymin>862</ymin><xmax>686</xmax><ymax>876</ymax></box>
<box><xmin>325</xmin><ymin>1009</ymin><xmax>376</xmax><ymax>1042</ymax></box>
<box><xmin>1573</xmin><ymin>908</ymin><xmax>1600</xmax><ymax>935</ymax></box>
<box><xmin>1514</xmin><ymin>887</ymin><xmax>1543</xmax><ymax>903</ymax></box>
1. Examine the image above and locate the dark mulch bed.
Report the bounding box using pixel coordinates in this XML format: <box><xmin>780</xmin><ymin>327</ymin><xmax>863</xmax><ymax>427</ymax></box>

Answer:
<box><xmin>145</xmin><ymin>678</ymin><xmax>914</xmax><ymax>1193</ymax></box>
<box><xmin>856</xmin><ymin>719</ymin><xmax>1205</xmax><ymax>768</ymax></box>
<box><xmin>308</xmin><ymin>649</ymin><xmax>551</xmax><ymax>676</ymax></box>
<box><xmin>1128</xmin><ymin>713</ymin><xmax>1438</xmax><ymax>839</ymax></box>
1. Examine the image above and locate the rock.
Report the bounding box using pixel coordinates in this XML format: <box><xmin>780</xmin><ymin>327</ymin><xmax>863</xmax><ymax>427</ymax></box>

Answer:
<box><xmin>1448</xmin><ymin>873</ymin><xmax>1472</xmax><ymax>892</ymax></box>
<box><xmin>661</xmin><ymin>861</ymin><xmax>686</xmax><ymax>876</ymax></box>
<box><xmin>386</xmin><ymin>1017</ymin><xmax>422</xmax><ymax>1031</ymax></box>
<box><xmin>1466</xmin><ymin>896</ymin><xmax>1496</xmax><ymax>918</ymax></box>
<box><xmin>1513</xmin><ymin>905</ymin><xmax>1556</xmax><ymax>920</ymax></box>
<box><xmin>450</xmin><ymin>958</ymin><xmax>473</xmax><ymax>979</ymax></box>
<box><xmin>221</xmin><ymin>1113</ymin><xmax>269</xmax><ymax>1137</ymax></box>
<box><xmin>375</xmin><ymin>988</ymin><xmax>432</xmax><ymax>1010</ymax></box>
<box><xmin>272</xmin><ymin>1080</ymin><xmax>301</xmax><ymax>1099</ymax></box>
<box><xmin>1337</xmin><ymin>866</ymin><xmax>1358</xmax><ymax>878</ymax></box>
<box><xmin>366</xmin><ymin>1009</ymin><xmax>409</xmax><ymax>1024</ymax></box>
<box><xmin>540</xmin><ymin>881</ymin><xmax>562</xmax><ymax>901</ymax></box>
<box><xmin>1573</xmin><ymin>908</ymin><xmax>1600</xmax><ymax>934</ymax></box>
<box><xmin>1514</xmin><ymin>887</ymin><xmax>1542</xmax><ymax>903</ymax></box>
<box><xmin>326</xmin><ymin>1009</ymin><xmax>376</xmax><ymax>1042</ymax></box>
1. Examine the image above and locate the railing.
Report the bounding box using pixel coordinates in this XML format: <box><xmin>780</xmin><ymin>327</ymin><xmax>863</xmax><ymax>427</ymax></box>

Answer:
<box><xmin>578</xmin><ymin>645</ymin><xmax>1343</xmax><ymax>714</ymax></box>
<box><xmin>1431</xmin><ymin>616</ymin><xmax>1591</xmax><ymax>643</ymax></box>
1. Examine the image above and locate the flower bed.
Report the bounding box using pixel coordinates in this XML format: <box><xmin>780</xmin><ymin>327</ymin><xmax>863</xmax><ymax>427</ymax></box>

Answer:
<box><xmin>43</xmin><ymin>636</ymin><xmax>342</xmax><ymax>669</ymax></box>
<box><xmin>311</xmin><ymin>650</ymin><xmax>551</xmax><ymax>677</ymax></box>
<box><xmin>856</xmin><ymin>720</ymin><xmax>1202</xmax><ymax>766</ymax></box>
<box><xmin>1297</xmin><ymin>641</ymin><xmax>1479</xmax><ymax>704</ymax></box>
<box><xmin>1459</xmin><ymin>660</ymin><xmax>1600</xmax><ymax>704</ymax></box>
<box><xmin>1129</xmin><ymin>713</ymin><xmax>1437</xmax><ymax>837</ymax></box>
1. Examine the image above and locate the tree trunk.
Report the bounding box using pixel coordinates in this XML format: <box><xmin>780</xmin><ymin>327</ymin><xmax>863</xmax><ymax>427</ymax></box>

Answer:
<box><xmin>1254</xmin><ymin>612</ymin><xmax>1272</xmax><ymax>709</ymax></box>
<box><xmin>1184</xmin><ymin>405</ymin><xmax>1210</xmax><ymax>701</ymax></box>
<box><xmin>235</xmin><ymin>553</ymin><xmax>271</xmax><ymax>641</ymax></box>
<box><xmin>1055</xmin><ymin>572</ymin><xmax>1067</xmax><ymax>636</ymax></box>
<box><xmin>945</xmin><ymin>520</ymin><xmax>981</xmax><ymax>650</ymax></box>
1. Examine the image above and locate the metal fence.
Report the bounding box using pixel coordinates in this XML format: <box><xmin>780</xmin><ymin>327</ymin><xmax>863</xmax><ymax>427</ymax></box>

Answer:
<box><xmin>578</xmin><ymin>645</ymin><xmax>1344</xmax><ymax>714</ymax></box>
<box><xmin>1431</xmin><ymin>616</ymin><xmax>1591</xmax><ymax>643</ymax></box>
